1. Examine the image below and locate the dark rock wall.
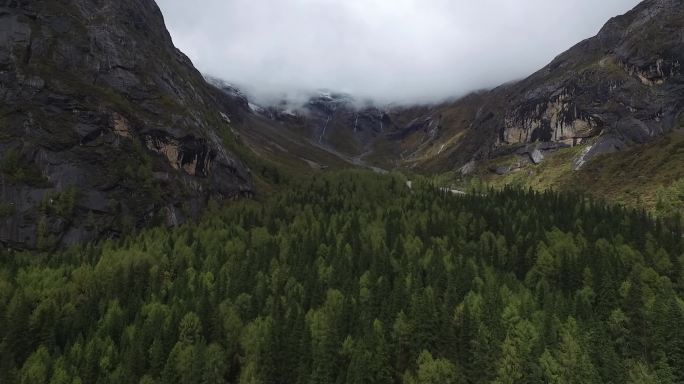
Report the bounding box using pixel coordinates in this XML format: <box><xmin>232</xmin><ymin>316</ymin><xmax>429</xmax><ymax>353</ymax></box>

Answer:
<box><xmin>475</xmin><ymin>0</ymin><xmax>684</xmax><ymax>166</ymax></box>
<box><xmin>0</xmin><ymin>0</ymin><xmax>253</xmax><ymax>249</ymax></box>
<box><xmin>396</xmin><ymin>0</ymin><xmax>684</xmax><ymax>170</ymax></box>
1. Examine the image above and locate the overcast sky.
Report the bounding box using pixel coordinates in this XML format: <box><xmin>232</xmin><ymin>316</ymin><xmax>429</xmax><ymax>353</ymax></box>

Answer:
<box><xmin>157</xmin><ymin>0</ymin><xmax>641</xmax><ymax>105</ymax></box>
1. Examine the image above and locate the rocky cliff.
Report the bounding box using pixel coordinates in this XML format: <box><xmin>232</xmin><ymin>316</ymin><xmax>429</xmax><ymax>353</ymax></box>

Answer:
<box><xmin>0</xmin><ymin>0</ymin><xmax>253</xmax><ymax>249</ymax></box>
<box><xmin>417</xmin><ymin>0</ymin><xmax>684</xmax><ymax>171</ymax></box>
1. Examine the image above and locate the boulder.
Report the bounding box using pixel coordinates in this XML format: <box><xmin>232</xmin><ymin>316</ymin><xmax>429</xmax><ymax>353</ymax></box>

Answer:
<box><xmin>573</xmin><ymin>136</ymin><xmax>626</xmax><ymax>170</ymax></box>
<box><xmin>493</xmin><ymin>166</ymin><xmax>511</xmax><ymax>175</ymax></box>
<box><xmin>530</xmin><ymin>149</ymin><xmax>545</xmax><ymax>164</ymax></box>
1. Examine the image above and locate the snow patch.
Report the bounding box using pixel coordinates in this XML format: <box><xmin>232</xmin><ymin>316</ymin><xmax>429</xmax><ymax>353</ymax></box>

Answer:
<box><xmin>249</xmin><ymin>103</ymin><xmax>265</xmax><ymax>114</ymax></box>
<box><xmin>282</xmin><ymin>108</ymin><xmax>298</xmax><ymax>117</ymax></box>
<box><xmin>573</xmin><ymin>145</ymin><xmax>593</xmax><ymax>170</ymax></box>
<box><xmin>219</xmin><ymin>112</ymin><xmax>231</xmax><ymax>123</ymax></box>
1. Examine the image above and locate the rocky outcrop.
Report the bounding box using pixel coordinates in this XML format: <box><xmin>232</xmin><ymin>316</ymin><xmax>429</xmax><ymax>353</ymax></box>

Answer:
<box><xmin>0</xmin><ymin>0</ymin><xmax>253</xmax><ymax>249</ymax></box>
<box><xmin>488</xmin><ymin>0</ymin><xmax>684</xmax><ymax>167</ymax></box>
<box><xmin>377</xmin><ymin>0</ymin><xmax>684</xmax><ymax>172</ymax></box>
<box><xmin>501</xmin><ymin>91</ymin><xmax>602</xmax><ymax>146</ymax></box>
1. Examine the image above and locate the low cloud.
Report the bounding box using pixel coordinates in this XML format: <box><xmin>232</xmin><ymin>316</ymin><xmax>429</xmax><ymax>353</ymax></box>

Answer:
<box><xmin>157</xmin><ymin>0</ymin><xmax>641</xmax><ymax>105</ymax></box>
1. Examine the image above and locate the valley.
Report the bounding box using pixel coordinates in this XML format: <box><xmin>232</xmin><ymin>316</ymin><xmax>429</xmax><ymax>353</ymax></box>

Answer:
<box><xmin>0</xmin><ymin>0</ymin><xmax>683</xmax><ymax>383</ymax></box>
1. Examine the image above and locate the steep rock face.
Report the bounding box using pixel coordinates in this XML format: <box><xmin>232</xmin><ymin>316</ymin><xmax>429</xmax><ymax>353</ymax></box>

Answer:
<box><xmin>252</xmin><ymin>92</ymin><xmax>390</xmax><ymax>157</ymax></box>
<box><xmin>401</xmin><ymin>0</ymin><xmax>684</xmax><ymax>171</ymax></box>
<box><xmin>0</xmin><ymin>0</ymin><xmax>253</xmax><ymax>249</ymax></box>
<box><xmin>237</xmin><ymin>90</ymin><xmax>475</xmax><ymax>170</ymax></box>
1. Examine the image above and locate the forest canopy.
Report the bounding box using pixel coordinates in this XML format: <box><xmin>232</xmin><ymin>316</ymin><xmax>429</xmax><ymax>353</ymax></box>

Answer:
<box><xmin>0</xmin><ymin>170</ymin><xmax>683</xmax><ymax>384</ymax></box>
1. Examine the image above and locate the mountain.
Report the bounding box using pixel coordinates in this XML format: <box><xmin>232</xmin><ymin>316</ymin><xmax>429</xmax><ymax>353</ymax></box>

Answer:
<box><xmin>2</xmin><ymin>0</ymin><xmax>682</xmax><ymax>250</ymax></box>
<box><xmin>249</xmin><ymin>91</ymin><xmax>389</xmax><ymax>161</ymax></box>
<box><xmin>219</xmin><ymin>88</ymin><xmax>476</xmax><ymax>172</ymax></box>
<box><xmin>224</xmin><ymin>0</ymin><xmax>683</xmax><ymax>187</ymax></box>
<box><xmin>0</xmin><ymin>0</ymin><xmax>253</xmax><ymax>249</ymax></box>
<box><xmin>421</xmin><ymin>0</ymin><xmax>684</xmax><ymax>171</ymax></box>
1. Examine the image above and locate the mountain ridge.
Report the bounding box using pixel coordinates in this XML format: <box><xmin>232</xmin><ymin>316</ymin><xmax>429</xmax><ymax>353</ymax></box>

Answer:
<box><xmin>216</xmin><ymin>0</ymin><xmax>683</xmax><ymax>176</ymax></box>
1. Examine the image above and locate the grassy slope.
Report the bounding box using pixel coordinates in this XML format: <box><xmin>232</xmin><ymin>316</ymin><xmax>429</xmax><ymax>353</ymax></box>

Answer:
<box><xmin>562</xmin><ymin>131</ymin><xmax>684</xmax><ymax>208</ymax></box>
<box><xmin>222</xmin><ymin>115</ymin><xmax>358</xmax><ymax>196</ymax></box>
<box><xmin>428</xmin><ymin>131</ymin><xmax>684</xmax><ymax>213</ymax></box>
<box><xmin>478</xmin><ymin>146</ymin><xmax>585</xmax><ymax>192</ymax></box>
<box><xmin>241</xmin><ymin>129</ymin><xmax>684</xmax><ymax>213</ymax></box>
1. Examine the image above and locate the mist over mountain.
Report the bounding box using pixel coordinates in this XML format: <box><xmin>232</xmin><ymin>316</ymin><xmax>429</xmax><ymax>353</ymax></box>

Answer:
<box><xmin>157</xmin><ymin>0</ymin><xmax>641</xmax><ymax>105</ymax></box>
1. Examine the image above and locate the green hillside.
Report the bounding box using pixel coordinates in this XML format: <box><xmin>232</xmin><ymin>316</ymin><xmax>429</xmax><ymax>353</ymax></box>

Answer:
<box><xmin>432</xmin><ymin>132</ymin><xmax>684</xmax><ymax>219</ymax></box>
